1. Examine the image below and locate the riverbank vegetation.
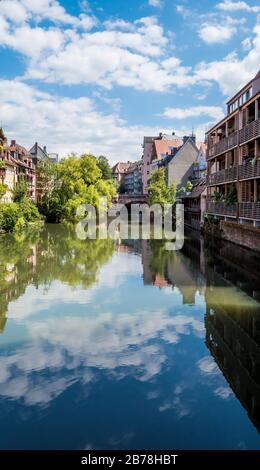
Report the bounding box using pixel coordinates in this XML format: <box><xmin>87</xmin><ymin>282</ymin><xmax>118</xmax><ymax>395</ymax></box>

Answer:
<box><xmin>0</xmin><ymin>154</ymin><xmax>116</xmax><ymax>232</ymax></box>
<box><xmin>0</xmin><ymin>180</ymin><xmax>42</xmax><ymax>233</ymax></box>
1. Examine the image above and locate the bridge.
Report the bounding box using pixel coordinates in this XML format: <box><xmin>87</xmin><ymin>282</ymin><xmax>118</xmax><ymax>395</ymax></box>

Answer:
<box><xmin>113</xmin><ymin>194</ymin><xmax>148</xmax><ymax>205</ymax></box>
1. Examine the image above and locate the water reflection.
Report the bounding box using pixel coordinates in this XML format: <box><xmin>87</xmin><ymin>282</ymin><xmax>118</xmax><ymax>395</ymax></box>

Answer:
<box><xmin>0</xmin><ymin>225</ymin><xmax>260</xmax><ymax>448</ymax></box>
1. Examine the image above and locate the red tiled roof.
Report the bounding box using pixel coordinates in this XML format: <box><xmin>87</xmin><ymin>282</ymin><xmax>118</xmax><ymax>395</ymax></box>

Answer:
<box><xmin>154</xmin><ymin>138</ymin><xmax>183</xmax><ymax>160</ymax></box>
<box><xmin>112</xmin><ymin>162</ymin><xmax>132</xmax><ymax>173</ymax></box>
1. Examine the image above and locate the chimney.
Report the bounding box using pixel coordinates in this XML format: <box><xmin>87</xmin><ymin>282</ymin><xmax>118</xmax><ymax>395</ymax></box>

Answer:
<box><xmin>11</xmin><ymin>139</ymin><xmax>16</xmax><ymax>146</ymax></box>
<box><xmin>159</xmin><ymin>132</ymin><xmax>162</xmax><ymax>138</ymax></box>
<box><xmin>172</xmin><ymin>131</ymin><xmax>175</xmax><ymax>135</ymax></box>
<box><xmin>43</xmin><ymin>145</ymin><xmax>47</xmax><ymax>154</ymax></box>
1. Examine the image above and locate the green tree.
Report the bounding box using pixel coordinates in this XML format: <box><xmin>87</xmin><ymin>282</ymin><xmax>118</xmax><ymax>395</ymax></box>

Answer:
<box><xmin>0</xmin><ymin>183</ymin><xmax>7</xmax><ymax>200</ymax></box>
<box><xmin>148</xmin><ymin>168</ymin><xmax>176</xmax><ymax>206</ymax></box>
<box><xmin>13</xmin><ymin>178</ymin><xmax>28</xmax><ymax>203</ymax></box>
<box><xmin>97</xmin><ymin>155</ymin><xmax>113</xmax><ymax>180</ymax></box>
<box><xmin>39</xmin><ymin>154</ymin><xmax>116</xmax><ymax>222</ymax></box>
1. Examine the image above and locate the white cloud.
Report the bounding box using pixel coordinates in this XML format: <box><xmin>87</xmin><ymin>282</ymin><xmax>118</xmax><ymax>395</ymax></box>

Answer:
<box><xmin>199</xmin><ymin>23</ymin><xmax>236</xmax><ymax>44</ymax></box>
<box><xmin>0</xmin><ymin>6</ymin><xmax>194</xmax><ymax>92</ymax></box>
<box><xmin>199</xmin><ymin>17</ymin><xmax>245</xmax><ymax>44</ymax></box>
<box><xmin>216</xmin><ymin>0</ymin><xmax>260</xmax><ymax>13</ymax></box>
<box><xmin>162</xmin><ymin>106</ymin><xmax>225</xmax><ymax>121</ymax></box>
<box><xmin>0</xmin><ymin>79</ymin><xmax>178</xmax><ymax>162</ymax></box>
<box><xmin>148</xmin><ymin>0</ymin><xmax>162</xmax><ymax>7</ymax></box>
<box><xmin>194</xmin><ymin>23</ymin><xmax>260</xmax><ymax>96</ymax></box>
<box><xmin>242</xmin><ymin>36</ymin><xmax>253</xmax><ymax>50</ymax></box>
<box><xmin>0</xmin><ymin>0</ymin><xmax>96</xmax><ymax>27</ymax></box>
<box><xmin>176</xmin><ymin>5</ymin><xmax>192</xmax><ymax>18</ymax></box>
<box><xmin>214</xmin><ymin>386</ymin><xmax>233</xmax><ymax>399</ymax></box>
<box><xmin>197</xmin><ymin>356</ymin><xmax>220</xmax><ymax>375</ymax></box>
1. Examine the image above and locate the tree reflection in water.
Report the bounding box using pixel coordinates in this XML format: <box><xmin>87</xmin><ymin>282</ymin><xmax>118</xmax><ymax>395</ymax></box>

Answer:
<box><xmin>0</xmin><ymin>224</ymin><xmax>115</xmax><ymax>332</ymax></box>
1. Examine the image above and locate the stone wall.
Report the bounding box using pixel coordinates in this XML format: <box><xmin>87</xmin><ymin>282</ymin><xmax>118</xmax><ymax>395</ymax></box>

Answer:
<box><xmin>220</xmin><ymin>221</ymin><xmax>260</xmax><ymax>252</ymax></box>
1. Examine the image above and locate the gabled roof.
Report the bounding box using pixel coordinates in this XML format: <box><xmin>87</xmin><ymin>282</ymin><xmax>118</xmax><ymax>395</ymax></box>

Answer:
<box><xmin>9</xmin><ymin>142</ymin><xmax>30</xmax><ymax>157</ymax></box>
<box><xmin>166</xmin><ymin>136</ymin><xmax>199</xmax><ymax>165</ymax></box>
<box><xmin>153</xmin><ymin>137</ymin><xmax>183</xmax><ymax>161</ymax></box>
<box><xmin>29</xmin><ymin>142</ymin><xmax>49</xmax><ymax>160</ymax></box>
<box><xmin>112</xmin><ymin>162</ymin><xmax>132</xmax><ymax>173</ymax></box>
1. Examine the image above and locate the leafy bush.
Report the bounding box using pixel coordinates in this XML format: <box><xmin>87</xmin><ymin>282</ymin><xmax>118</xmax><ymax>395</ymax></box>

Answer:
<box><xmin>19</xmin><ymin>197</ymin><xmax>41</xmax><ymax>222</ymax></box>
<box><xmin>0</xmin><ymin>203</ymin><xmax>21</xmax><ymax>232</ymax></box>
<box><xmin>0</xmin><ymin>199</ymin><xmax>41</xmax><ymax>232</ymax></box>
<box><xmin>13</xmin><ymin>178</ymin><xmax>28</xmax><ymax>203</ymax></box>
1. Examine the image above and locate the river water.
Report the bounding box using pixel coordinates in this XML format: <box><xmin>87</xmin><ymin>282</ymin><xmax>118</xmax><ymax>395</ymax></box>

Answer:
<box><xmin>0</xmin><ymin>224</ymin><xmax>260</xmax><ymax>449</ymax></box>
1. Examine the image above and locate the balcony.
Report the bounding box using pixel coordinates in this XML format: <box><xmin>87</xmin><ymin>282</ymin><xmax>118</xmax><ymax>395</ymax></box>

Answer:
<box><xmin>208</xmin><ymin>131</ymin><xmax>238</xmax><ymax>159</ymax></box>
<box><xmin>206</xmin><ymin>201</ymin><xmax>260</xmax><ymax>220</ymax></box>
<box><xmin>239</xmin><ymin>160</ymin><xmax>260</xmax><ymax>180</ymax></box>
<box><xmin>185</xmin><ymin>205</ymin><xmax>200</xmax><ymax>213</ymax></box>
<box><xmin>206</xmin><ymin>201</ymin><xmax>238</xmax><ymax>217</ymax></box>
<box><xmin>239</xmin><ymin>202</ymin><xmax>260</xmax><ymax>221</ymax></box>
<box><xmin>207</xmin><ymin>166</ymin><xmax>238</xmax><ymax>185</ymax></box>
<box><xmin>239</xmin><ymin>117</ymin><xmax>260</xmax><ymax>145</ymax></box>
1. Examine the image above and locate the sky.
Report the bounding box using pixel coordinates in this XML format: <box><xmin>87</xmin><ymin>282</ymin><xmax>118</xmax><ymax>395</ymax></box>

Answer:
<box><xmin>0</xmin><ymin>0</ymin><xmax>259</xmax><ymax>164</ymax></box>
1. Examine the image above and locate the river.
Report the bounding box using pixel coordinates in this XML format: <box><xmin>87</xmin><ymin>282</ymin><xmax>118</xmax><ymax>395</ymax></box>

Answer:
<box><xmin>0</xmin><ymin>224</ymin><xmax>260</xmax><ymax>449</ymax></box>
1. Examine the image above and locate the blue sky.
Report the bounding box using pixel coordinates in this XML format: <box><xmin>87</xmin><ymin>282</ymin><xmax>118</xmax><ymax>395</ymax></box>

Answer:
<box><xmin>0</xmin><ymin>0</ymin><xmax>259</xmax><ymax>163</ymax></box>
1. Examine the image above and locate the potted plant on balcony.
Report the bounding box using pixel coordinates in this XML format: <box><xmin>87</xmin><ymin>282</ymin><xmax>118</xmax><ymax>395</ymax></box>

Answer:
<box><xmin>212</xmin><ymin>191</ymin><xmax>225</xmax><ymax>202</ymax></box>
<box><xmin>225</xmin><ymin>184</ymin><xmax>237</xmax><ymax>206</ymax></box>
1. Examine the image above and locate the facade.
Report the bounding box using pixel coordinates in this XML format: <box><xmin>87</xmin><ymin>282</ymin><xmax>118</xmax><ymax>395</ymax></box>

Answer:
<box><xmin>181</xmin><ymin>179</ymin><xmax>207</xmax><ymax>231</ymax></box>
<box><xmin>142</xmin><ymin>133</ymin><xmax>183</xmax><ymax>194</ymax></box>
<box><xmin>29</xmin><ymin>142</ymin><xmax>59</xmax><ymax>202</ymax></box>
<box><xmin>206</xmin><ymin>70</ymin><xmax>260</xmax><ymax>228</ymax></box>
<box><xmin>113</xmin><ymin>161</ymin><xmax>143</xmax><ymax>194</ymax></box>
<box><xmin>112</xmin><ymin>161</ymin><xmax>131</xmax><ymax>186</ymax></box>
<box><xmin>193</xmin><ymin>146</ymin><xmax>207</xmax><ymax>182</ymax></box>
<box><xmin>123</xmin><ymin>161</ymin><xmax>143</xmax><ymax>194</ymax></box>
<box><xmin>0</xmin><ymin>130</ymin><xmax>36</xmax><ymax>202</ymax></box>
<box><xmin>166</xmin><ymin>136</ymin><xmax>202</xmax><ymax>189</ymax></box>
<box><xmin>142</xmin><ymin>132</ymin><xmax>206</xmax><ymax>193</ymax></box>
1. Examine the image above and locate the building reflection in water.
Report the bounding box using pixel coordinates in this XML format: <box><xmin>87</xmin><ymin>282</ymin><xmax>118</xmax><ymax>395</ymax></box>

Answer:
<box><xmin>1</xmin><ymin>226</ymin><xmax>260</xmax><ymax>434</ymax></box>
<box><xmin>120</xmin><ymin>231</ymin><xmax>260</xmax><ymax>433</ymax></box>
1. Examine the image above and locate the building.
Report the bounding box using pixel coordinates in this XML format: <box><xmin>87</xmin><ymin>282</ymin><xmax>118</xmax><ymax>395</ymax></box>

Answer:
<box><xmin>112</xmin><ymin>161</ymin><xmax>142</xmax><ymax>194</ymax></box>
<box><xmin>166</xmin><ymin>136</ymin><xmax>205</xmax><ymax>189</ymax></box>
<box><xmin>29</xmin><ymin>142</ymin><xmax>59</xmax><ymax>165</ymax></box>
<box><xmin>0</xmin><ymin>130</ymin><xmax>36</xmax><ymax>202</ymax></box>
<box><xmin>142</xmin><ymin>132</ymin><xmax>183</xmax><ymax>194</ymax></box>
<box><xmin>29</xmin><ymin>142</ymin><xmax>59</xmax><ymax>202</ymax></box>
<box><xmin>142</xmin><ymin>132</ymin><xmax>206</xmax><ymax>193</ymax></box>
<box><xmin>193</xmin><ymin>146</ymin><xmax>207</xmax><ymax>182</ymax></box>
<box><xmin>206</xmin><ymin>71</ymin><xmax>260</xmax><ymax>238</ymax></box>
<box><xmin>112</xmin><ymin>161</ymin><xmax>131</xmax><ymax>186</ymax></box>
<box><xmin>181</xmin><ymin>179</ymin><xmax>207</xmax><ymax>231</ymax></box>
<box><xmin>123</xmin><ymin>161</ymin><xmax>143</xmax><ymax>194</ymax></box>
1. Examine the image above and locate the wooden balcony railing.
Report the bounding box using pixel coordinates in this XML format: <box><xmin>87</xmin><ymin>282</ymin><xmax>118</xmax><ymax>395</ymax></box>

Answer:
<box><xmin>239</xmin><ymin>160</ymin><xmax>260</xmax><ymax>180</ymax></box>
<box><xmin>208</xmin><ymin>131</ymin><xmax>239</xmax><ymax>159</ymax></box>
<box><xmin>208</xmin><ymin>117</ymin><xmax>260</xmax><ymax>159</ymax></box>
<box><xmin>207</xmin><ymin>201</ymin><xmax>260</xmax><ymax>220</ymax></box>
<box><xmin>207</xmin><ymin>166</ymin><xmax>238</xmax><ymax>185</ymax></box>
<box><xmin>239</xmin><ymin>202</ymin><xmax>260</xmax><ymax>221</ymax></box>
<box><xmin>239</xmin><ymin>117</ymin><xmax>260</xmax><ymax>144</ymax></box>
<box><xmin>206</xmin><ymin>201</ymin><xmax>238</xmax><ymax>217</ymax></box>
